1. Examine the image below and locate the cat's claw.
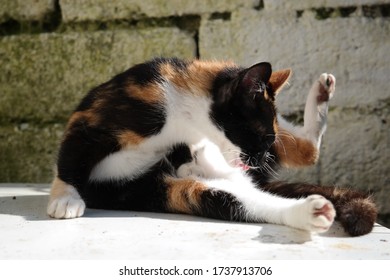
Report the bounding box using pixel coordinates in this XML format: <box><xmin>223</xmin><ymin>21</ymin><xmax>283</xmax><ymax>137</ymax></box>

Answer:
<box><xmin>302</xmin><ymin>195</ymin><xmax>336</xmax><ymax>232</ymax></box>
<box><xmin>317</xmin><ymin>73</ymin><xmax>336</xmax><ymax>103</ymax></box>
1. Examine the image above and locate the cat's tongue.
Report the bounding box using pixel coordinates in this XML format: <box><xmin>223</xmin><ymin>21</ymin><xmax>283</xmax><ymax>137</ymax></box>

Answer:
<box><xmin>239</xmin><ymin>163</ymin><xmax>250</xmax><ymax>171</ymax></box>
<box><xmin>235</xmin><ymin>160</ymin><xmax>250</xmax><ymax>171</ymax></box>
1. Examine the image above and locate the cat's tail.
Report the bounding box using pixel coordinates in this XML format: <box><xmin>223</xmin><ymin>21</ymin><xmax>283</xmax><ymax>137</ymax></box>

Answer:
<box><xmin>260</xmin><ymin>182</ymin><xmax>377</xmax><ymax>236</ymax></box>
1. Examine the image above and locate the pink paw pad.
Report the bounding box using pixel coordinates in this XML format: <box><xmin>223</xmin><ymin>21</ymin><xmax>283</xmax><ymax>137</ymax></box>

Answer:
<box><xmin>314</xmin><ymin>202</ymin><xmax>335</xmax><ymax>222</ymax></box>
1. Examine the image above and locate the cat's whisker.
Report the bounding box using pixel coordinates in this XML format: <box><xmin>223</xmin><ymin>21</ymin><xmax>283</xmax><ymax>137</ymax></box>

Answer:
<box><xmin>264</xmin><ymin>163</ymin><xmax>279</xmax><ymax>179</ymax></box>
<box><xmin>274</xmin><ymin>138</ymin><xmax>287</xmax><ymax>156</ymax></box>
<box><xmin>264</xmin><ymin>155</ymin><xmax>279</xmax><ymax>178</ymax></box>
<box><xmin>276</xmin><ymin>131</ymin><xmax>297</xmax><ymax>145</ymax></box>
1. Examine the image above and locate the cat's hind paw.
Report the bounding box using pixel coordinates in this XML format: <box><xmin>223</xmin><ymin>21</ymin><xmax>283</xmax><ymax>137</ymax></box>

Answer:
<box><xmin>317</xmin><ymin>73</ymin><xmax>336</xmax><ymax>103</ymax></box>
<box><xmin>302</xmin><ymin>195</ymin><xmax>336</xmax><ymax>233</ymax></box>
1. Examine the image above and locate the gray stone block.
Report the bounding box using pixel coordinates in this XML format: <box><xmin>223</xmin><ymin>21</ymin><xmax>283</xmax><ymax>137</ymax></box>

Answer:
<box><xmin>198</xmin><ymin>8</ymin><xmax>390</xmax><ymax>215</ymax></box>
<box><xmin>0</xmin><ymin>0</ymin><xmax>55</xmax><ymax>23</ymax></box>
<box><xmin>60</xmin><ymin>0</ymin><xmax>257</xmax><ymax>22</ymax></box>
<box><xmin>264</xmin><ymin>0</ymin><xmax>390</xmax><ymax>10</ymax></box>
<box><xmin>199</xmin><ymin>9</ymin><xmax>390</xmax><ymax>114</ymax></box>
<box><xmin>0</xmin><ymin>123</ymin><xmax>64</xmax><ymax>182</ymax></box>
<box><xmin>0</xmin><ymin>28</ymin><xmax>196</xmax><ymax>123</ymax></box>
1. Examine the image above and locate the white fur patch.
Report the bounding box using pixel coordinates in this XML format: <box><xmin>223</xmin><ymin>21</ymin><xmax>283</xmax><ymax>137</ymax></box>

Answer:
<box><xmin>89</xmin><ymin>81</ymin><xmax>240</xmax><ymax>181</ymax></box>
<box><xmin>47</xmin><ymin>179</ymin><xmax>85</xmax><ymax>219</ymax></box>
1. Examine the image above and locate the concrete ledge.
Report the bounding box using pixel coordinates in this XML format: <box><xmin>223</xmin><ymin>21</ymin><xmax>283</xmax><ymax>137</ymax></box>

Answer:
<box><xmin>1</xmin><ymin>184</ymin><xmax>389</xmax><ymax>260</ymax></box>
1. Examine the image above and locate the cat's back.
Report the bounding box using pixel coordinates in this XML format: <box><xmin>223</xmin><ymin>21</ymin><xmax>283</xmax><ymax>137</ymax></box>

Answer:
<box><xmin>68</xmin><ymin>58</ymin><xmax>239</xmax><ymax>129</ymax></box>
<box><xmin>61</xmin><ymin>58</ymin><xmax>240</xmax><ymax>182</ymax></box>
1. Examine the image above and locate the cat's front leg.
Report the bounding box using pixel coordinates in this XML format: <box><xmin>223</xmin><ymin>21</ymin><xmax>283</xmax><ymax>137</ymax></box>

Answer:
<box><xmin>47</xmin><ymin>177</ymin><xmax>86</xmax><ymax>219</ymax></box>
<box><xmin>190</xmin><ymin>175</ymin><xmax>336</xmax><ymax>233</ymax></box>
<box><xmin>285</xmin><ymin>195</ymin><xmax>336</xmax><ymax>232</ymax></box>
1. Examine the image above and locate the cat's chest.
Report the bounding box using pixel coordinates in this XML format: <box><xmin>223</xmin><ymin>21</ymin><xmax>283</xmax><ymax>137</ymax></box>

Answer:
<box><xmin>89</xmin><ymin>85</ymin><xmax>236</xmax><ymax>181</ymax></box>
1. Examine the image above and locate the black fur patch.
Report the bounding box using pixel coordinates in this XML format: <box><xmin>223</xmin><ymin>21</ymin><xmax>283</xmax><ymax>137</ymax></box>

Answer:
<box><xmin>199</xmin><ymin>189</ymin><xmax>244</xmax><ymax>221</ymax></box>
<box><xmin>57</xmin><ymin>126</ymin><xmax>120</xmax><ymax>188</ymax></box>
<box><xmin>98</xmin><ymin>95</ymin><xmax>166</xmax><ymax>137</ymax></box>
<box><xmin>210</xmin><ymin>65</ymin><xmax>277</xmax><ymax>169</ymax></box>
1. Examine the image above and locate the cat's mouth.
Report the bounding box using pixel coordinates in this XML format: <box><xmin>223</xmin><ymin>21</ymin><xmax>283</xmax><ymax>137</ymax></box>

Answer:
<box><xmin>237</xmin><ymin>162</ymin><xmax>250</xmax><ymax>171</ymax></box>
<box><xmin>232</xmin><ymin>158</ymin><xmax>251</xmax><ymax>171</ymax></box>
<box><xmin>234</xmin><ymin>151</ymin><xmax>271</xmax><ymax>171</ymax></box>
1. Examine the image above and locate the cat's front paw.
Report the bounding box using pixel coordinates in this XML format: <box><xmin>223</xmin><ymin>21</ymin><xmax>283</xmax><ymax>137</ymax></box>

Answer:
<box><xmin>177</xmin><ymin>163</ymin><xmax>205</xmax><ymax>178</ymax></box>
<box><xmin>301</xmin><ymin>195</ymin><xmax>336</xmax><ymax>232</ymax></box>
<box><xmin>317</xmin><ymin>73</ymin><xmax>336</xmax><ymax>103</ymax></box>
<box><xmin>47</xmin><ymin>195</ymin><xmax>85</xmax><ymax>219</ymax></box>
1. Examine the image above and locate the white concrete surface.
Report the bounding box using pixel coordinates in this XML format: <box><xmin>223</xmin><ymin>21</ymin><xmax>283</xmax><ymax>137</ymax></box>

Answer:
<box><xmin>0</xmin><ymin>184</ymin><xmax>389</xmax><ymax>260</ymax></box>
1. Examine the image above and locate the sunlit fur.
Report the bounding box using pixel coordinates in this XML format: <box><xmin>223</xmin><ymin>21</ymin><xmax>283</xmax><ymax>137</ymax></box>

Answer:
<box><xmin>47</xmin><ymin>58</ymin><xmax>376</xmax><ymax>236</ymax></box>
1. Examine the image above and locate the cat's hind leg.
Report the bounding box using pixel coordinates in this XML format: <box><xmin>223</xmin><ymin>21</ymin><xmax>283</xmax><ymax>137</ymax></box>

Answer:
<box><xmin>47</xmin><ymin>177</ymin><xmax>86</xmax><ymax>219</ymax></box>
<box><xmin>275</xmin><ymin>73</ymin><xmax>336</xmax><ymax>167</ymax></box>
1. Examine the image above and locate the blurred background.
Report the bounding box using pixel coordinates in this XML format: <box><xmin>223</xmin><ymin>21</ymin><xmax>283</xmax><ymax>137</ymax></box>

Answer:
<box><xmin>0</xmin><ymin>0</ymin><xmax>389</xmax><ymax>226</ymax></box>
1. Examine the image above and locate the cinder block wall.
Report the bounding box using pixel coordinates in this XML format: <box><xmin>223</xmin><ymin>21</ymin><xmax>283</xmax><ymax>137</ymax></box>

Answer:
<box><xmin>1</xmin><ymin>1</ymin><xmax>389</xmax><ymax>221</ymax></box>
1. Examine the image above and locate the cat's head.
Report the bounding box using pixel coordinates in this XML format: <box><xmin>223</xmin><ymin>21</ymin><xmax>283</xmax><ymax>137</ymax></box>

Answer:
<box><xmin>211</xmin><ymin>62</ymin><xmax>291</xmax><ymax>168</ymax></box>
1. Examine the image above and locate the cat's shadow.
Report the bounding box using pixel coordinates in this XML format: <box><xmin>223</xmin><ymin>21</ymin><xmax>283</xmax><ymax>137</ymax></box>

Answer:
<box><xmin>254</xmin><ymin>222</ymin><xmax>348</xmax><ymax>244</ymax></box>
<box><xmin>0</xmin><ymin>192</ymin><xmax>348</xmax><ymax>244</ymax></box>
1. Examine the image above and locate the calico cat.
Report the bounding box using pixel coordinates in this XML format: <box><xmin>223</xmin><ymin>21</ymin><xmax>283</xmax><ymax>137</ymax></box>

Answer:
<box><xmin>47</xmin><ymin>57</ymin><xmax>377</xmax><ymax>236</ymax></box>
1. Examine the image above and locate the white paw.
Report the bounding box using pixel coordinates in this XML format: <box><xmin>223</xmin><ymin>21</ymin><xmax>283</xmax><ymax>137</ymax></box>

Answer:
<box><xmin>177</xmin><ymin>163</ymin><xmax>205</xmax><ymax>178</ymax></box>
<box><xmin>301</xmin><ymin>195</ymin><xmax>336</xmax><ymax>233</ymax></box>
<box><xmin>47</xmin><ymin>195</ymin><xmax>86</xmax><ymax>219</ymax></box>
<box><xmin>317</xmin><ymin>73</ymin><xmax>336</xmax><ymax>103</ymax></box>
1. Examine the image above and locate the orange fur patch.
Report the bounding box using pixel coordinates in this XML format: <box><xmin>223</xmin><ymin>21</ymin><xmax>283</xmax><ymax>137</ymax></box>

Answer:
<box><xmin>165</xmin><ymin>177</ymin><xmax>207</xmax><ymax>214</ymax></box>
<box><xmin>274</xmin><ymin>127</ymin><xmax>319</xmax><ymax>167</ymax></box>
<box><xmin>126</xmin><ymin>83</ymin><xmax>163</xmax><ymax>103</ymax></box>
<box><xmin>117</xmin><ymin>130</ymin><xmax>144</xmax><ymax>147</ymax></box>
<box><xmin>160</xmin><ymin>60</ymin><xmax>237</xmax><ymax>96</ymax></box>
<box><xmin>66</xmin><ymin>110</ymin><xmax>100</xmax><ymax>130</ymax></box>
<box><xmin>50</xmin><ymin>177</ymin><xmax>70</xmax><ymax>200</ymax></box>
<box><xmin>269</xmin><ymin>69</ymin><xmax>292</xmax><ymax>94</ymax></box>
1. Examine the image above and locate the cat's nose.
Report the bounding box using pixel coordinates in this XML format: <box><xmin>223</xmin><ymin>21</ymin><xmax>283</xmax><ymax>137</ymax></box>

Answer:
<box><xmin>255</xmin><ymin>152</ymin><xmax>268</xmax><ymax>164</ymax></box>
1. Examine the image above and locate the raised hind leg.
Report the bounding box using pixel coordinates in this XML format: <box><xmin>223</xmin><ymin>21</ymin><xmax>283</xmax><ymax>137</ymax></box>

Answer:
<box><xmin>274</xmin><ymin>73</ymin><xmax>336</xmax><ymax>167</ymax></box>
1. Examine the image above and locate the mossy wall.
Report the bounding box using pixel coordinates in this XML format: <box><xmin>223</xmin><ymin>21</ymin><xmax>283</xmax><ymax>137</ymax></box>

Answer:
<box><xmin>1</xmin><ymin>0</ymin><xmax>389</xmax><ymax>220</ymax></box>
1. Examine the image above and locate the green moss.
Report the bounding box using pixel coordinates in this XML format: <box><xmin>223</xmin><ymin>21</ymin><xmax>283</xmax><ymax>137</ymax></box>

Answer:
<box><xmin>0</xmin><ymin>123</ymin><xmax>65</xmax><ymax>182</ymax></box>
<box><xmin>312</xmin><ymin>8</ymin><xmax>336</xmax><ymax>20</ymax></box>
<box><xmin>339</xmin><ymin>7</ymin><xmax>357</xmax><ymax>18</ymax></box>
<box><xmin>0</xmin><ymin>0</ymin><xmax>61</xmax><ymax>36</ymax></box>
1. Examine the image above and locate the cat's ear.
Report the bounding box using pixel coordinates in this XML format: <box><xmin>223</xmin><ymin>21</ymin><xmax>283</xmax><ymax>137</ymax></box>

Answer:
<box><xmin>240</xmin><ymin>62</ymin><xmax>272</xmax><ymax>91</ymax></box>
<box><xmin>268</xmin><ymin>69</ymin><xmax>292</xmax><ymax>94</ymax></box>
